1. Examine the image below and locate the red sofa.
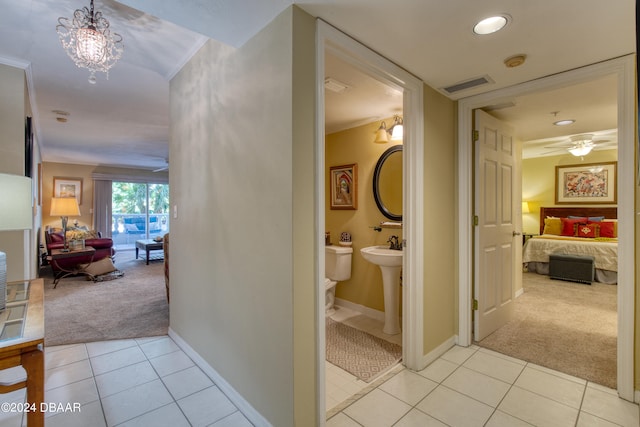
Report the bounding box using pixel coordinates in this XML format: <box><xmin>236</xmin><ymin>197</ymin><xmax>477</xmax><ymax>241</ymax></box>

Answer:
<box><xmin>45</xmin><ymin>230</ymin><xmax>116</xmax><ymax>273</ymax></box>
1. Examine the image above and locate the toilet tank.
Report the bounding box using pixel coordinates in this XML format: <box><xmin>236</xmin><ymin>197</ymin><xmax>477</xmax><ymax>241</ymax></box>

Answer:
<box><xmin>325</xmin><ymin>245</ymin><xmax>353</xmax><ymax>281</ymax></box>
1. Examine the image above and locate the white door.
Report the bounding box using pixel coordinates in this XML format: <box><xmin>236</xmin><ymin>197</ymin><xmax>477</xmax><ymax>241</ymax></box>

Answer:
<box><xmin>474</xmin><ymin>109</ymin><xmax>518</xmax><ymax>341</ymax></box>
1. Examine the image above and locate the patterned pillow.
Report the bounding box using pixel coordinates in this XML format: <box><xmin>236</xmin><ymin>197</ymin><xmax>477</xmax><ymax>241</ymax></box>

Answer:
<box><xmin>576</xmin><ymin>223</ymin><xmax>598</xmax><ymax>238</ymax></box>
<box><xmin>560</xmin><ymin>218</ymin><xmax>585</xmax><ymax>236</ymax></box>
<box><xmin>66</xmin><ymin>229</ymin><xmax>99</xmax><ymax>241</ymax></box>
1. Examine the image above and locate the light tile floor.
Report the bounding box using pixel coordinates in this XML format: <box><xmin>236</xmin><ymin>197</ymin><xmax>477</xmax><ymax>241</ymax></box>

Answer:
<box><xmin>328</xmin><ymin>345</ymin><xmax>640</xmax><ymax>427</ymax></box>
<box><xmin>0</xmin><ymin>329</ymin><xmax>636</xmax><ymax>426</ymax></box>
<box><xmin>0</xmin><ymin>336</ymin><xmax>253</xmax><ymax>427</ymax></box>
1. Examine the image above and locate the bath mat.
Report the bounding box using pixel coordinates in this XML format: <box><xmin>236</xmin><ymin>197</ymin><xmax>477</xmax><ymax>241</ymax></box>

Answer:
<box><xmin>325</xmin><ymin>318</ymin><xmax>402</xmax><ymax>382</ymax></box>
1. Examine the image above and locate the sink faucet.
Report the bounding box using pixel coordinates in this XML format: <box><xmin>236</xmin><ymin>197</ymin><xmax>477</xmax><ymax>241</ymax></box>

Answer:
<box><xmin>387</xmin><ymin>235</ymin><xmax>401</xmax><ymax>250</ymax></box>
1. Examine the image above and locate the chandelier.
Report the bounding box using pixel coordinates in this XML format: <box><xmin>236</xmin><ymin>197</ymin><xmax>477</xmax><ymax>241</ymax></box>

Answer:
<box><xmin>56</xmin><ymin>0</ymin><xmax>124</xmax><ymax>84</ymax></box>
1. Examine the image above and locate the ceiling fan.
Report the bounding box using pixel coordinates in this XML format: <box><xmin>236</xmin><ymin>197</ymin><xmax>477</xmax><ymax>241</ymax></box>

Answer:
<box><xmin>541</xmin><ymin>133</ymin><xmax>614</xmax><ymax>157</ymax></box>
<box><xmin>153</xmin><ymin>158</ymin><xmax>169</xmax><ymax>172</ymax></box>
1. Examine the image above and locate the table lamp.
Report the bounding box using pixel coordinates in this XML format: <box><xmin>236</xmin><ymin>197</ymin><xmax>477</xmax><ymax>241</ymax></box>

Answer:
<box><xmin>0</xmin><ymin>173</ymin><xmax>33</xmax><ymax>311</ymax></box>
<box><xmin>50</xmin><ymin>197</ymin><xmax>80</xmax><ymax>252</ymax></box>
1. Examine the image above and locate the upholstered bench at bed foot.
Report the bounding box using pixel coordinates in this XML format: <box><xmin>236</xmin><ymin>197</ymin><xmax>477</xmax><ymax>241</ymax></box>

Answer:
<box><xmin>549</xmin><ymin>254</ymin><xmax>595</xmax><ymax>285</ymax></box>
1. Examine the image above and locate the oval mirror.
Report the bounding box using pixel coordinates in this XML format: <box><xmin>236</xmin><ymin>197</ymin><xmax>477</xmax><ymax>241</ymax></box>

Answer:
<box><xmin>373</xmin><ymin>145</ymin><xmax>402</xmax><ymax>221</ymax></box>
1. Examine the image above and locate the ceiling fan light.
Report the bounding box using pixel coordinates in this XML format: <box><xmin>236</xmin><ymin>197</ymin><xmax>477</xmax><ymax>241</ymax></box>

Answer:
<box><xmin>568</xmin><ymin>145</ymin><xmax>593</xmax><ymax>156</ymax></box>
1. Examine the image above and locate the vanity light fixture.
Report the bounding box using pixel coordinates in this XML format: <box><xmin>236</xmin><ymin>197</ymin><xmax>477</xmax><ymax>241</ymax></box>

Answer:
<box><xmin>373</xmin><ymin>115</ymin><xmax>404</xmax><ymax>143</ymax></box>
<box><xmin>473</xmin><ymin>15</ymin><xmax>510</xmax><ymax>35</ymax></box>
<box><xmin>374</xmin><ymin>121</ymin><xmax>389</xmax><ymax>143</ymax></box>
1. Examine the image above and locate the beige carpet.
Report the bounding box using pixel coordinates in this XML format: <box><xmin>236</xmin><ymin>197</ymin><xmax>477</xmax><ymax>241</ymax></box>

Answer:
<box><xmin>326</xmin><ymin>318</ymin><xmax>402</xmax><ymax>382</ymax></box>
<box><xmin>43</xmin><ymin>250</ymin><xmax>168</xmax><ymax>346</ymax></box>
<box><xmin>477</xmin><ymin>272</ymin><xmax>617</xmax><ymax>389</ymax></box>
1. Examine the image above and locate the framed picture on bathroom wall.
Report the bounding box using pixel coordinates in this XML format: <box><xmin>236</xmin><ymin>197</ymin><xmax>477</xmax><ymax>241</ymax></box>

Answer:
<box><xmin>330</xmin><ymin>163</ymin><xmax>358</xmax><ymax>210</ymax></box>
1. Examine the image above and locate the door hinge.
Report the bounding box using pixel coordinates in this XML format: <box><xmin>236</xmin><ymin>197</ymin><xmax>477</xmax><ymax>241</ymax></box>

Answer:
<box><xmin>472</xmin><ymin>130</ymin><xmax>479</xmax><ymax>141</ymax></box>
<box><xmin>473</xmin><ymin>299</ymin><xmax>478</xmax><ymax>310</ymax></box>
<box><xmin>473</xmin><ymin>215</ymin><xmax>479</xmax><ymax>226</ymax></box>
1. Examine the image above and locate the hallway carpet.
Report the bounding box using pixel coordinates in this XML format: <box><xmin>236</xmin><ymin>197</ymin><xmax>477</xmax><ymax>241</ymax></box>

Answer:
<box><xmin>43</xmin><ymin>250</ymin><xmax>168</xmax><ymax>346</ymax></box>
<box><xmin>477</xmin><ymin>272</ymin><xmax>617</xmax><ymax>389</ymax></box>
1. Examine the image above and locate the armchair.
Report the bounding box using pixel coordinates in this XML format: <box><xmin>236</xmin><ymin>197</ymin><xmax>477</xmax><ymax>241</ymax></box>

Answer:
<box><xmin>45</xmin><ymin>228</ymin><xmax>115</xmax><ymax>274</ymax></box>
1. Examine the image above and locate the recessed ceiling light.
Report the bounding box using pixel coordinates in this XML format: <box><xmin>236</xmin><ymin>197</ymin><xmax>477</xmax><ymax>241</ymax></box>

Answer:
<box><xmin>473</xmin><ymin>15</ymin><xmax>510</xmax><ymax>35</ymax></box>
<box><xmin>554</xmin><ymin>119</ymin><xmax>575</xmax><ymax>126</ymax></box>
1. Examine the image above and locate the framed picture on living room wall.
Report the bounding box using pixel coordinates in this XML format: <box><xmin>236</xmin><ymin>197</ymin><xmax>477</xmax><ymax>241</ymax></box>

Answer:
<box><xmin>555</xmin><ymin>162</ymin><xmax>617</xmax><ymax>204</ymax></box>
<box><xmin>53</xmin><ymin>177</ymin><xmax>83</xmax><ymax>205</ymax></box>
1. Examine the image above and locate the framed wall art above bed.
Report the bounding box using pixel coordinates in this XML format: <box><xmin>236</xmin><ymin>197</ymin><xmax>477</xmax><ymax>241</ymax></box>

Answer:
<box><xmin>555</xmin><ymin>161</ymin><xmax>617</xmax><ymax>204</ymax></box>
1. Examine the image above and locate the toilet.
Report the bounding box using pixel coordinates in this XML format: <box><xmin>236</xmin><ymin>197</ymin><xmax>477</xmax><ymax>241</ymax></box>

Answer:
<box><xmin>325</xmin><ymin>245</ymin><xmax>353</xmax><ymax>316</ymax></box>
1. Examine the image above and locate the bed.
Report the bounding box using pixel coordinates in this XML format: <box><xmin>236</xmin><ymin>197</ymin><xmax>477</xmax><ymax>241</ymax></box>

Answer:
<box><xmin>523</xmin><ymin>207</ymin><xmax>617</xmax><ymax>284</ymax></box>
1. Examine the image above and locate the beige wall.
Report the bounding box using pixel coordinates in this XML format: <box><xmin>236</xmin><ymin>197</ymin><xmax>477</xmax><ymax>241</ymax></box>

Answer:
<box><xmin>521</xmin><ymin>150</ymin><xmax>618</xmax><ymax>235</ymax></box>
<box><xmin>326</xmin><ymin>118</ymin><xmax>403</xmax><ymax>312</ymax></box>
<box><xmin>0</xmin><ymin>64</ymin><xmax>32</xmax><ymax>281</ymax></box>
<box><xmin>42</xmin><ymin>162</ymin><xmax>96</xmax><ymax>232</ymax></box>
<box><xmin>169</xmin><ymin>7</ymin><xmax>316</xmax><ymax>426</ymax></box>
<box><xmin>422</xmin><ymin>85</ymin><xmax>457</xmax><ymax>353</ymax></box>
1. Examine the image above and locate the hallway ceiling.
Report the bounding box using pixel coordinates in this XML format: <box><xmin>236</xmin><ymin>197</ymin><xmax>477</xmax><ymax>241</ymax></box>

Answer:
<box><xmin>0</xmin><ymin>1</ymin><xmax>632</xmax><ymax>169</ymax></box>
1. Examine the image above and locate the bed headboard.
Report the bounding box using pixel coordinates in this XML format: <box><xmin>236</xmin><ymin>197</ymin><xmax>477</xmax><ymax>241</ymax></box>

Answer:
<box><xmin>539</xmin><ymin>207</ymin><xmax>618</xmax><ymax>235</ymax></box>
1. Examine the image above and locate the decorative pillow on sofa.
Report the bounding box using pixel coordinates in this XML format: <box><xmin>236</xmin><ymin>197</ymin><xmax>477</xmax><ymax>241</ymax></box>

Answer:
<box><xmin>66</xmin><ymin>229</ymin><xmax>99</xmax><ymax>241</ymax></box>
<box><xmin>576</xmin><ymin>223</ymin><xmax>598</xmax><ymax>238</ymax></box>
<box><xmin>561</xmin><ymin>217</ymin><xmax>585</xmax><ymax>236</ymax></box>
<box><xmin>543</xmin><ymin>217</ymin><xmax>562</xmax><ymax>235</ymax></box>
<box><xmin>79</xmin><ymin>257</ymin><xmax>117</xmax><ymax>277</ymax></box>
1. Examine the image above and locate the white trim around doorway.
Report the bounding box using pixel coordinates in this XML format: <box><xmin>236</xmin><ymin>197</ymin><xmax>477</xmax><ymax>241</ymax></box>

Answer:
<box><xmin>316</xmin><ymin>20</ymin><xmax>425</xmax><ymax>426</ymax></box>
<box><xmin>457</xmin><ymin>55</ymin><xmax>636</xmax><ymax>402</ymax></box>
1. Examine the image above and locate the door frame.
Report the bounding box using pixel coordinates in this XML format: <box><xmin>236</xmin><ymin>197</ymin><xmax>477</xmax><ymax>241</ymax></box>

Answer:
<box><xmin>457</xmin><ymin>55</ymin><xmax>635</xmax><ymax>400</ymax></box>
<box><xmin>316</xmin><ymin>20</ymin><xmax>425</xmax><ymax>425</ymax></box>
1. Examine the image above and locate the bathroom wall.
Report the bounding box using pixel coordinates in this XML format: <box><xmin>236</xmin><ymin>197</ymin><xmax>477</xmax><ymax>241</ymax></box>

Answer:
<box><xmin>522</xmin><ymin>149</ymin><xmax>618</xmax><ymax>234</ymax></box>
<box><xmin>325</xmin><ymin>118</ymin><xmax>402</xmax><ymax>313</ymax></box>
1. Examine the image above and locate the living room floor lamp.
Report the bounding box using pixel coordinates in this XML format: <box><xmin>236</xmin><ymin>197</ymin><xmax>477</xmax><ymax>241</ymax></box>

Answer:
<box><xmin>50</xmin><ymin>197</ymin><xmax>81</xmax><ymax>253</ymax></box>
<box><xmin>0</xmin><ymin>173</ymin><xmax>33</xmax><ymax>311</ymax></box>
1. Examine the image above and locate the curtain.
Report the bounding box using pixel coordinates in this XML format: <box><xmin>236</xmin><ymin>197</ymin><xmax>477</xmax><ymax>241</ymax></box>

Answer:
<box><xmin>93</xmin><ymin>180</ymin><xmax>113</xmax><ymax>237</ymax></box>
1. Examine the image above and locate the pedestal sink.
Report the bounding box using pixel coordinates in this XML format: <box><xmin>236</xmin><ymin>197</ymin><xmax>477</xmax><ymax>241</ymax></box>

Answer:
<box><xmin>360</xmin><ymin>245</ymin><xmax>403</xmax><ymax>335</ymax></box>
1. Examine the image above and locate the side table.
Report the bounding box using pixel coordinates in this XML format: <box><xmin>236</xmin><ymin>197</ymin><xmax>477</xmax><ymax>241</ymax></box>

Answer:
<box><xmin>0</xmin><ymin>279</ymin><xmax>45</xmax><ymax>427</ymax></box>
<box><xmin>48</xmin><ymin>246</ymin><xmax>96</xmax><ymax>288</ymax></box>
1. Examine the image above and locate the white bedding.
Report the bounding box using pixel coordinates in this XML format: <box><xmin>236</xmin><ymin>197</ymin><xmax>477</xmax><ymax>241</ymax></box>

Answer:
<box><xmin>522</xmin><ymin>235</ymin><xmax>618</xmax><ymax>272</ymax></box>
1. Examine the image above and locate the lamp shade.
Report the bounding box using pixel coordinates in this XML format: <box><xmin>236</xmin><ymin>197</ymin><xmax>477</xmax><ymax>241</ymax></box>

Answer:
<box><xmin>0</xmin><ymin>173</ymin><xmax>33</xmax><ymax>231</ymax></box>
<box><xmin>522</xmin><ymin>201</ymin><xmax>530</xmax><ymax>214</ymax></box>
<box><xmin>50</xmin><ymin>197</ymin><xmax>80</xmax><ymax>217</ymax></box>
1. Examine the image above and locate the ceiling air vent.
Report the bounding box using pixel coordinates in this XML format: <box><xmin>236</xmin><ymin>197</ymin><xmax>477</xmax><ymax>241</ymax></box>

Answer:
<box><xmin>442</xmin><ymin>75</ymin><xmax>493</xmax><ymax>94</ymax></box>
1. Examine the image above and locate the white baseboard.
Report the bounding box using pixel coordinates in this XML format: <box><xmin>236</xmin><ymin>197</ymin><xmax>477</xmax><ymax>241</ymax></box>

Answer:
<box><xmin>417</xmin><ymin>335</ymin><xmax>457</xmax><ymax>370</ymax></box>
<box><xmin>515</xmin><ymin>288</ymin><xmax>524</xmax><ymax>298</ymax></box>
<box><xmin>168</xmin><ymin>328</ymin><xmax>272</xmax><ymax>427</ymax></box>
<box><xmin>635</xmin><ymin>389</ymin><xmax>640</xmax><ymax>404</ymax></box>
<box><xmin>334</xmin><ymin>297</ymin><xmax>386</xmax><ymax>323</ymax></box>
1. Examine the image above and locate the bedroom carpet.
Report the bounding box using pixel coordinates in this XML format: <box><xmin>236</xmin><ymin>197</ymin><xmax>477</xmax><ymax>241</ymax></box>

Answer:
<box><xmin>477</xmin><ymin>272</ymin><xmax>617</xmax><ymax>389</ymax></box>
<box><xmin>43</xmin><ymin>250</ymin><xmax>168</xmax><ymax>346</ymax></box>
<box><xmin>326</xmin><ymin>317</ymin><xmax>402</xmax><ymax>383</ymax></box>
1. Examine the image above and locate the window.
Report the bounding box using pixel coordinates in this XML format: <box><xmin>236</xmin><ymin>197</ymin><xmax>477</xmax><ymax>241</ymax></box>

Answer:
<box><xmin>111</xmin><ymin>182</ymin><xmax>169</xmax><ymax>249</ymax></box>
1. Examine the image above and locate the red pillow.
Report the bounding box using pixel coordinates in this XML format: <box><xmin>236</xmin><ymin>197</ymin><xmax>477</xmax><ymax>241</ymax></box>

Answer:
<box><xmin>561</xmin><ymin>218</ymin><xmax>584</xmax><ymax>236</ymax></box>
<box><xmin>598</xmin><ymin>221</ymin><xmax>615</xmax><ymax>238</ymax></box>
<box><xmin>576</xmin><ymin>223</ymin><xmax>598</xmax><ymax>238</ymax></box>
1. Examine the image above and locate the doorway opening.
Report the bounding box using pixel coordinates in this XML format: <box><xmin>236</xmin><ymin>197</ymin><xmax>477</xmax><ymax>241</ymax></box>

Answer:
<box><xmin>458</xmin><ymin>56</ymin><xmax>635</xmax><ymax>400</ymax></box>
<box><xmin>316</xmin><ymin>20</ymin><xmax>424</xmax><ymax>425</ymax></box>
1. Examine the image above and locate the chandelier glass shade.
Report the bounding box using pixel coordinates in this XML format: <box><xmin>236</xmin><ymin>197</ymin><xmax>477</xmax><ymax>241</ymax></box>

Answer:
<box><xmin>56</xmin><ymin>0</ymin><xmax>123</xmax><ymax>84</ymax></box>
